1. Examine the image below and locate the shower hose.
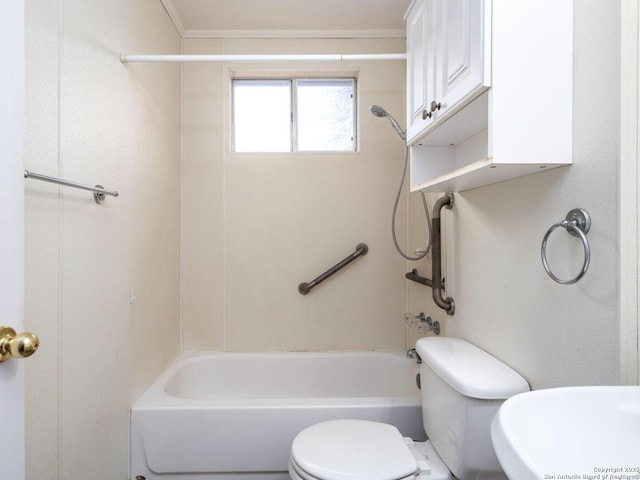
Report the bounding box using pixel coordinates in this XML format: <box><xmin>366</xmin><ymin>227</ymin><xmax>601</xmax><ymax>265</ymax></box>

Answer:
<box><xmin>391</xmin><ymin>146</ymin><xmax>432</xmax><ymax>261</ymax></box>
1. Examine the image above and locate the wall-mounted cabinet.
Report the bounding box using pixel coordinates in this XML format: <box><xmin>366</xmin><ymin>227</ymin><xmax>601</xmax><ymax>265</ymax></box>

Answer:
<box><xmin>405</xmin><ymin>0</ymin><xmax>572</xmax><ymax>192</ymax></box>
<box><xmin>406</xmin><ymin>0</ymin><xmax>490</xmax><ymax>142</ymax></box>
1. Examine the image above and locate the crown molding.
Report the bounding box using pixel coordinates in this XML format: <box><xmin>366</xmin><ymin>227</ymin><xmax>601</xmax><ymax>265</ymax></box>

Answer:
<box><xmin>182</xmin><ymin>29</ymin><xmax>406</xmax><ymax>39</ymax></box>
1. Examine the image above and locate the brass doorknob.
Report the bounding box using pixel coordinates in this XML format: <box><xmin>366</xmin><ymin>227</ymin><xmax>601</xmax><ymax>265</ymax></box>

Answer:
<box><xmin>0</xmin><ymin>326</ymin><xmax>40</xmax><ymax>362</ymax></box>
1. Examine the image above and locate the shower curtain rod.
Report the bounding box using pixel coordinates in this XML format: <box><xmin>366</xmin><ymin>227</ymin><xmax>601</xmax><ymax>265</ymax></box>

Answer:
<box><xmin>120</xmin><ymin>53</ymin><xmax>406</xmax><ymax>63</ymax></box>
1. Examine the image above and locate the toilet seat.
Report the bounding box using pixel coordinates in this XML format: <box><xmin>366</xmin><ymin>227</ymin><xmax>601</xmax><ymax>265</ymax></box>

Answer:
<box><xmin>289</xmin><ymin>456</ymin><xmax>420</xmax><ymax>480</ymax></box>
<box><xmin>289</xmin><ymin>419</ymin><xmax>420</xmax><ymax>480</ymax></box>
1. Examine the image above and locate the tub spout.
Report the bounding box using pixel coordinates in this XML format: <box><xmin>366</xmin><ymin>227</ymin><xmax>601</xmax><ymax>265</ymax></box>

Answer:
<box><xmin>406</xmin><ymin>348</ymin><xmax>422</xmax><ymax>364</ymax></box>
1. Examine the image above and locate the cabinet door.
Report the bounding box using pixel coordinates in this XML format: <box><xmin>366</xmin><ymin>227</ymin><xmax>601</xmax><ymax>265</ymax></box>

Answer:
<box><xmin>435</xmin><ymin>0</ymin><xmax>489</xmax><ymax>117</ymax></box>
<box><xmin>406</xmin><ymin>0</ymin><xmax>436</xmax><ymax>142</ymax></box>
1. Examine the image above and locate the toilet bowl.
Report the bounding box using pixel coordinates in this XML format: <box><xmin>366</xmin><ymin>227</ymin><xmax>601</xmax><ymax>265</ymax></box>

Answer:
<box><xmin>289</xmin><ymin>337</ymin><xmax>529</xmax><ymax>480</ymax></box>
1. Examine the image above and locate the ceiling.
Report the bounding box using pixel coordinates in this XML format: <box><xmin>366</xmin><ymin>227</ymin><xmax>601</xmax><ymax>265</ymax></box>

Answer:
<box><xmin>160</xmin><ymin>0</ymin><xmax>411</xmax><ymax>37</ymax></box>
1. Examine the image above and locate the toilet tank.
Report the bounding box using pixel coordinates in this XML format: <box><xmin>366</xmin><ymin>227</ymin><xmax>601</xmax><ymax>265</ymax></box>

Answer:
<box><xmin>415</xmin><ymin>337</ymin><xmax>529</xmax><ymax>480</ymax></box>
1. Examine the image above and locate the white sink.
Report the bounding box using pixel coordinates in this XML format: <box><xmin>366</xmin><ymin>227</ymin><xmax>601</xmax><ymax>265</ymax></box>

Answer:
<box><xmin>491</xmin><ymin>386</ymin><xmax>640</xmax><ymax>480</ymax></box>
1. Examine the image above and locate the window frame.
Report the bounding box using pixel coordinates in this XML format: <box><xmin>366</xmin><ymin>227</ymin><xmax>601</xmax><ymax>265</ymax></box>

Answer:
<box><xmin>231</xmin><ymin>76</ymin><xmax>358</xmax><ymax>153</ymax></box>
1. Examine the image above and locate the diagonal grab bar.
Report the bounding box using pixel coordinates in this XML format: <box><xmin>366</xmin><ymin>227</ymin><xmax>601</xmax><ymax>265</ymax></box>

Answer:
<box><xmin>298</xmin><ymin>243</ymin><xmax>368</xmax><ymax>295</ymax></box>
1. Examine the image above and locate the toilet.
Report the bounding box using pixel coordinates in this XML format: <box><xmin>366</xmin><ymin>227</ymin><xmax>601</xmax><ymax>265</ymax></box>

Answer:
<box><xmin>289</xmin><ymin>337</ymin><xmax>530</xmax><ymax>480</ymax></box>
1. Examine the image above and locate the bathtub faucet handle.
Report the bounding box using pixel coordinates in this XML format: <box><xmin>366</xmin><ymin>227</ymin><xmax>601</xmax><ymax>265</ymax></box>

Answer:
<box><xmin>405</xmin><ymin>312</ymin><xmax>427</xmax><ymax>324</ymax></box>
<box><xmin>404</xmin><ymin>312</ymin><xmax>440</xmax><ymax>336</ymax></box>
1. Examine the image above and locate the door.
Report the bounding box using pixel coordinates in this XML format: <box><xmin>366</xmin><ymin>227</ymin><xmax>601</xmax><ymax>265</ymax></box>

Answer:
<box><xmin>620</xmin><ymin>0</ymin><xmax>640</xmax><ymax>385</ymax></box>
<box><xmin>406</xmin><ymin>0</ymin><xmax>437</xmax><ymax>142</ymax></box>
<box><xmin>436</xmin><ymin>0</ymin><xmax>489</xmax><ymax>117</ymax></box>
<box><xmin>0</xmin><ymin>0</ymin><xmax>26</xmax><ymax>478</ymax></box>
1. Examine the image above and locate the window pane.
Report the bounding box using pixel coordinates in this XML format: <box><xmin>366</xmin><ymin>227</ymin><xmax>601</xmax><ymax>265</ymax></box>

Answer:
<box><xmin>296</xmin><ymin>79</ymin><xmax>355</xmax><ymax>151</ymax></box>
<box><xmin>233</xmin><ymin>80</ymin><xmax>291</xmax><ymax>152</ymax></box>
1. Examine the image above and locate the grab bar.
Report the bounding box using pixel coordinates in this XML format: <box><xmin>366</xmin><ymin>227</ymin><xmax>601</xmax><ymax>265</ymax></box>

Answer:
<box><xmin>432</xmin><ymin>193</ymin><xmax>455</xmax><ymax>315</ymax></box>
<box><xmin>298</xmin><ymin>243</ymin><xmax>368</xmax><ymax>295</ymax></box>
<box><xmin>401</xmin><ymin>194</ymin><xmax>454</xmax><ymax>315</ymax></box>
<box><xmin>24</xmin><ymin>170</ymin><xmax>119</xmax><ymax>204</ymax></box>
<box><xmin>405</xmin><ymin>269</ymin><xmax>433</xmax><ymax>287</ymax></box>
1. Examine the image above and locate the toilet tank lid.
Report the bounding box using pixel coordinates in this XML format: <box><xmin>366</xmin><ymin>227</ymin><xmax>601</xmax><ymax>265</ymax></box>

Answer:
<box><xmin>416</xmin><ymin>337</ymin><xmax>530</xmax><ymax>400</ymax></box>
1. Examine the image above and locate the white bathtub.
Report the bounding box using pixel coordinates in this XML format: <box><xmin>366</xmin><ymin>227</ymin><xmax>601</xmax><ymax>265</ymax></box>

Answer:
<box><xmin>131</xmin><ymin>351</ymin><xmax>425</xmax><ymax>480</ymax></box>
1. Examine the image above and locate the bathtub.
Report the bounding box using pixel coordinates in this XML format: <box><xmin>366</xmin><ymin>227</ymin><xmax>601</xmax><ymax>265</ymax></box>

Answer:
<box><xmin>131</xmin><ymin>351</ymin><xmax>425</xmax><ymax>480</ymax></box>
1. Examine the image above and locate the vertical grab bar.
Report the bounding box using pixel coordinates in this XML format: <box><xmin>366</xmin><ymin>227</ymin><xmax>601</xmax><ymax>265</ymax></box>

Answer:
<box><xmin>298</xmin><ymin>243</ymin><xmax>369</xmax><ymax>295</ymax></box>
<box><xmin>432</xmin><ymin>193</ymin><xmax>455</xmax><ymax>315</ymax></box>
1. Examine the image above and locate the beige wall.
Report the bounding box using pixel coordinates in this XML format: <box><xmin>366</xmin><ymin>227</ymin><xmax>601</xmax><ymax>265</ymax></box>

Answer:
<box><xmin>181</xmin><ymin>37</ymin><xmax>417</xmax><ymax>352</ymax></box>
<box><xmin>408</xmin><ymin>1</ymin><xmax>622</xmax><ymax>389</ymax></box>
<box><xmin>24</xmin><ymin>0</ymin><xmax>181</xmax><ymax>478</ymax></box>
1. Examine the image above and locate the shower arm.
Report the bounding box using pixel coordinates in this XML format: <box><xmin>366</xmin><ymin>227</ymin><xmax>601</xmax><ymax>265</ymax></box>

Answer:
<box><xmin>431</xmin><ymin>193</ymin><xmax>455</xmax><ymax>315</ymax></box>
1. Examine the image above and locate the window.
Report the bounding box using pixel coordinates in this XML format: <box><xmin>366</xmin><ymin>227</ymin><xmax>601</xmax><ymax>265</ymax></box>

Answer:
<box><xmin>232</xmin><ymin>78</ymin><xmax>356</xmax><ymax>152</ymax></box>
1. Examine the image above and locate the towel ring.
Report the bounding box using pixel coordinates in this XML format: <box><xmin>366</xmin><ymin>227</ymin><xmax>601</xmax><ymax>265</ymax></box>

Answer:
<box><xmin>541</xmin><ymin>208</ymin><xmax>591</xmax><ymax>285</ymax></box>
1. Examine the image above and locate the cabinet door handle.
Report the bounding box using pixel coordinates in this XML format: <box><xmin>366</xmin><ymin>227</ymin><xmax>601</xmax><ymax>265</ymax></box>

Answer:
<box><xmin>421</xmin><ymin>109</ymin><xmax>432</xmax><ymax>120</ymax></box>
<box><xmin>430</xmin><ymin>100</ymin><xmax>442</xmax><ymax>112</ymax></box>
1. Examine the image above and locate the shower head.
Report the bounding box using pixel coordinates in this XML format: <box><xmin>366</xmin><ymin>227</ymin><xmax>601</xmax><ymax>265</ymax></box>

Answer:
<box><xmin>370</xmin><ymin>105</ymin><xmax>388</xmax><ymax>118</ymax></box>
<box><xmin>369</xmin><ymin>105</ymin><xmax>406</xmax><ymax>140</ymax></box>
